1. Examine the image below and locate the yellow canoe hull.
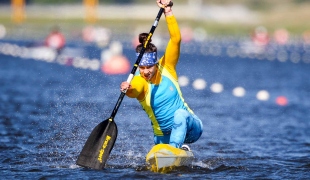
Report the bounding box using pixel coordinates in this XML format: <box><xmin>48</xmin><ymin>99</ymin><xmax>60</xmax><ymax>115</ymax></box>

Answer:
<box><xmin>145</xmin><ymin>144</ymin><xmax>194</xmax><ymax>173</ymax></box>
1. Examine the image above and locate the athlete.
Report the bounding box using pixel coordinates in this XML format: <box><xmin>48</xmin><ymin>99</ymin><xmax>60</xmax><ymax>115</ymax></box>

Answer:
<box><xmin>45</xmin><ymin>26</ymin><xmax>66</xmax><ymax>54</ymax></box>
<box><xmin>120</xmin><ymin>0</ymin><xmax>203</xmax><ymax>150</ymax></box>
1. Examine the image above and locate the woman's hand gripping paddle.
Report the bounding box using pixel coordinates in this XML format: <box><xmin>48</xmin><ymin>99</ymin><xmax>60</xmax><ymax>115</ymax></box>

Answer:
<box><xmin>76</xmin><ymin>1</ymin><xmax>173</xmax><ymax>170</ymax></box>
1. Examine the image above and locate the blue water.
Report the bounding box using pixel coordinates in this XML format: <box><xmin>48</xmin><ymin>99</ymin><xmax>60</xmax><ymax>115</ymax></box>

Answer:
<box><xmin>1</xmin><ymin>38</ymin><xmax>310</xmax><ymax>179</ymax></box>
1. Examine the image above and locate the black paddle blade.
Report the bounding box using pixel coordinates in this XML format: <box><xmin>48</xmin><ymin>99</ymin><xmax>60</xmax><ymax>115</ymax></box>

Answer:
<box><xmin>76</xmin><ymin>119</ymin><xmax>117</xmax><ymax>170</ymax></box>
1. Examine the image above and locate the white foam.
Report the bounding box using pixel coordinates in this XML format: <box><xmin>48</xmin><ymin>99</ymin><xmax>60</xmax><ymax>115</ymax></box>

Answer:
<box><xmin>69</xmin><ymin>164</ymin><xmax>80</xmax><ymax>169</ymax></box>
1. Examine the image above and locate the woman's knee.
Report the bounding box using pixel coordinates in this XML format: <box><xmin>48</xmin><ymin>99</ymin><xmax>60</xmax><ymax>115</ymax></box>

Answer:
<box><xmin>174</xmin><ymin>109</ymin><xmax>189</xmax><ymax>123</ymax></box>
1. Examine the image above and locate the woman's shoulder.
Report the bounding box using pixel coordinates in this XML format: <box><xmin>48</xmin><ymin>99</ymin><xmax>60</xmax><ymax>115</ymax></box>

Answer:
<box><xmin>132</xmin><ymin>74</ymin><xmax>149</xmax><ymax>101</ymax></box>
<box><xmin>132</xmin><ymin>75</ymin><xmax>147</xmax><ymax>86</ymax></box>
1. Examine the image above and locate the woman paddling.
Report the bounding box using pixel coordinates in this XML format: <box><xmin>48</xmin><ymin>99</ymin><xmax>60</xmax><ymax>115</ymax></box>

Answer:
<box><xmin>120</xmin><ymin>0</ymin><xmax>203</xmax><ymax>150</ymax></box>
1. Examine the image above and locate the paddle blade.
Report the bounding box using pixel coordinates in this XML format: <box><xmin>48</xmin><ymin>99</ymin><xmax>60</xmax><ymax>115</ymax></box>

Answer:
<box><xmin>76</xmin><ymin>119</ymin><xmax>117</xmax><ymax>170</ymax></box>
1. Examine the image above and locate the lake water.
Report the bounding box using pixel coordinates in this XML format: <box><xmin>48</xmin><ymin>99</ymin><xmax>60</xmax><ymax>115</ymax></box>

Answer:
<box><xmin>0</xmin><ymin>37</ymin><xmax>309</xmax><ymax>179</ymax></box>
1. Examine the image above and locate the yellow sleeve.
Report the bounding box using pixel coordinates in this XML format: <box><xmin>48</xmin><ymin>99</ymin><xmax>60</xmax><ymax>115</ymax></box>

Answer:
<box><xmin>159</xmin><ymin>15</ymin><xmax>181</xmax><ymax>79</ymax></box>
<box><xmin>126</xmin><ymin>75</ymin><xmax>147</xmax><ymax>100</ymax></box>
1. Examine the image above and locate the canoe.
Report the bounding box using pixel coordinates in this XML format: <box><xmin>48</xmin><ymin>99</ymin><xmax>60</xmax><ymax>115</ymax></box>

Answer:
<box><xmin>146</xmin><ymin>144</ymin><xmax>194</xmax><ymax>173</ymax></box>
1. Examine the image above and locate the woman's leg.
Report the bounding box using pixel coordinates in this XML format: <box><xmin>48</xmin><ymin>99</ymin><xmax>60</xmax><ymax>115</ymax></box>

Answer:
<box><xmin>153</xmin><ymin>134</ymin><xmax>170</xmax><ymax>144</ymax></box>
<box><xmin>169</xmin><ymin>109</ymin><xmax>203</xmax><ymax>148</ymax></box>
<box><xmin>184</xmin><ymin>113</ymin><xmax>203</xmax><ymax>144</ymax></box>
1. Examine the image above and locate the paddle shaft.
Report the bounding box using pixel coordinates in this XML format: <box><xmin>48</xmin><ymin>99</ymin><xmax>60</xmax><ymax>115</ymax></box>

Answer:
<box><xmin>109</xmin><ymin>3</ymin><xmax>172</xmax><ymax>120</ymax></box>
<box><xmin>76</xmin><ymin>2</ymin><xmax>173</xmax><ymax>170</ymax></box>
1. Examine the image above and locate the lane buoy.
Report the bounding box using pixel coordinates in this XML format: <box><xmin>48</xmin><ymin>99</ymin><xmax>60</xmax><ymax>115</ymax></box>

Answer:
<box><xmin>276</xmin><ymin>96</ymin><xmax>288</xmax><ymax>106</ymax></box>
<box><xmin>256</xmin><ymin>90</ymin><xmax>270</xmax><ymax>101</ymax></box>
<box><xmin>192</xmin><ymin>78</ymin><xmax>206</xmax><ymax>90</ymax></box>
<box><xmin>101</xmin><ymin>55</ymin><xmax>130</xmax><ymax>74</ymax></box>
<box><xmin>233</xmin><ymin>87</ymin><xmax>246</xmax><ymax>97</ymax></box>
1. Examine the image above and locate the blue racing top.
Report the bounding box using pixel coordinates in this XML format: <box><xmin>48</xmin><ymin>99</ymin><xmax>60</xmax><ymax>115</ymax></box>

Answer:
<box><xmin>126</xmin><ymin>15</ymin><xmax>194</xmax><ymax>136</ymax></box>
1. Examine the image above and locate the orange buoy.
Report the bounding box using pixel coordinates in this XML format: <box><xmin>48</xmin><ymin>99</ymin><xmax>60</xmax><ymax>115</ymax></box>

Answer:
<box><xmin>101</xmin><ymin>55</ymin><xmax>130</xmax><ymax>74</ymax></box>
<box><xmin>276</xmin><ymin>96</ymin><xmax>288</xmax><ymax>106</ymax></box>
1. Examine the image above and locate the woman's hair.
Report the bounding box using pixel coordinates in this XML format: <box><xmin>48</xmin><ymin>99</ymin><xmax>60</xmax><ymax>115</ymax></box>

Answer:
<box><xmin>136</xmin><ymin>33</ymin><xmax>157</xmax><ymax>53</ymax></box>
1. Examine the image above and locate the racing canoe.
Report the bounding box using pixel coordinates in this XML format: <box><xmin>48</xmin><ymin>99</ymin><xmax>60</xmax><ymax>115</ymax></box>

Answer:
<box><xmin>146</xmin><ymin>144</ymin><xmax>194</xmax><ymax>173</ymax></box>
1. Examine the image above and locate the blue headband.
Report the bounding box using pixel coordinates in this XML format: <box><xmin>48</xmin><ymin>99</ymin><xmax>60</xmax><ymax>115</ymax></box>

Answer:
<box><xmin>136</xmin><ymin>52</ymin><xmax>157</xmax><ymax>66</ymax></box>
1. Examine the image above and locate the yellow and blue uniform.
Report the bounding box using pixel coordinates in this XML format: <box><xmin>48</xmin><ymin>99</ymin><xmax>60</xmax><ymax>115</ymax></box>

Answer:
<box><xmin>127</xmin><ymin>15</ymin><xmax>203</xmax><ymax>148</ymax></box>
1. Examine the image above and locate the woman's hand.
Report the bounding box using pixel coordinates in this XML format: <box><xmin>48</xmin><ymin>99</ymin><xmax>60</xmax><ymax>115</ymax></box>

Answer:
<box><xmin>156</xmin><ymin>0</ymin><xmax>170</xmax><ymax>8</ymax></box>
<box><xmin>156</xmin><ymin>0</ymin><xmax>172</xmax><ymax>14</ymax></box>
<box><xmin>120</xmin><ymin>81</ymin><xmax>131</xmax><ymax>92</ymax></box>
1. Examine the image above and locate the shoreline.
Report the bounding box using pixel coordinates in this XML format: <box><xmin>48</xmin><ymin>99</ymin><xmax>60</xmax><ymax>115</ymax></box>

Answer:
<box><xmin>0</xmin><ymin>4</ymin><xmax>309</xmax><ymax>37</ymax></box>
<box><xmin>1</xmin><ymin>4</ymin><xmax>257</xmax><ymax>23</ymax></box>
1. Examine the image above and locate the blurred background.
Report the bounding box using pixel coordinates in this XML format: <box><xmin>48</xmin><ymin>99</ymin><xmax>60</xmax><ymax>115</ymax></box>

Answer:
<box><xmin>1</xmin><ymin>1</ymin><xmax>310</xmax><ymax>179</ymax></box>
<box><xmin>1</xmin><ymin>0</ymin><xmax>310</xmax><ymax>39</ymax></box>
<box><xmin>1</xmin><ymin>0</ymin><xmax>310</xmax><ymax>72</ymax></box>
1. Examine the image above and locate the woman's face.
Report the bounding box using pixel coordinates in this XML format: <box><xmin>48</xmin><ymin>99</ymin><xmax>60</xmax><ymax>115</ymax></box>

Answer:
<box><xmin>139</xmin><ymin>65</ymin><xmax>157</xmax><ymax>81</ymax></box>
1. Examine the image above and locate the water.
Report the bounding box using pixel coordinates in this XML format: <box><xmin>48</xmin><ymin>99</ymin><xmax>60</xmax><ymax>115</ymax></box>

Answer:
<box><xmin>1</xmin><ymin>39</ymin><xmax>310</xmax><ymax>179</ymax></box>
